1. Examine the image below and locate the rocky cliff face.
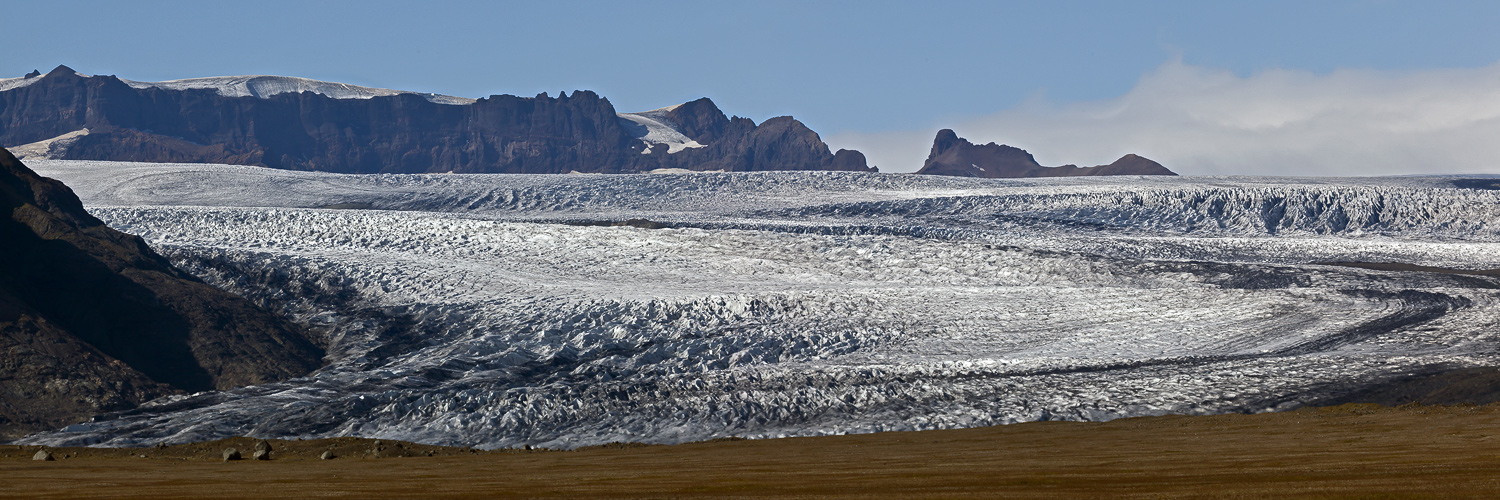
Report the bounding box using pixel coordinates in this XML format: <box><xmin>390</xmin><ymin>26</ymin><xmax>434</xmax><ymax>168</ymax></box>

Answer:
<box><xmin>916</xmin><ymin>129</ymin><xmax>1176</xmax><ymax>178</ymax></box>
<box><xmin>0</xmin><ymin>146</ymin><xmax>324</xmax><ymax>440</ymax></box>
<box><xmin>0</xmin><ymin>66</ymin><xmax>875</xmax><ymax>174</ymax></box>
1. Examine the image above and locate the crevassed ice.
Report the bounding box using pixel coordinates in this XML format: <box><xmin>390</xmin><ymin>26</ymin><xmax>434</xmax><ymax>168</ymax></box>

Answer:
<box><xmin>18</xmin><ymin>160</ymin><xmax>1500</xmax><ymax>449</ymax></box>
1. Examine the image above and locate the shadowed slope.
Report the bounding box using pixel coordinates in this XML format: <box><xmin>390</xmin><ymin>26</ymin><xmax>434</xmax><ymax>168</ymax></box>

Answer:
<box><xmin>0</xmin><ymin>147</ymin><xmax>323</xmax><ymax>440</ymax></box>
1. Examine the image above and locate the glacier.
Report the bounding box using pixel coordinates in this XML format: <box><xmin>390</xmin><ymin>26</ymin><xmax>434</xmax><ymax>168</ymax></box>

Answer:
<box><xmin>618</xmin><ymin>104</ymin><xmax>708</xmax><ymax>154</ymax></box>
<box><xmin>119</xmin><ymin>74</ymin><xmax>479</xmax><ymax>105</ymax></box>
<box><xmin>16</xmin><ymin>160</ymin><xmax>1500</xmax><ymax>449</ymax></box>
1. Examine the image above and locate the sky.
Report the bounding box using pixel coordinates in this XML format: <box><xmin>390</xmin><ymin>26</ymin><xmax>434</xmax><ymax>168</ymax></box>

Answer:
<box><xmin>3</xmin><ymin>0</ymin><xmax>1498</xmax><ymax>175</ymax></box>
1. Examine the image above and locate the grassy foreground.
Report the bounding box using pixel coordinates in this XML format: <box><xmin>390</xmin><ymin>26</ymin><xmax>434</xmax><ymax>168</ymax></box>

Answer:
<box><xmin>4</xmin><ymin>404</ymin><xmax>1500</xmax><ymax>499</ymax></box>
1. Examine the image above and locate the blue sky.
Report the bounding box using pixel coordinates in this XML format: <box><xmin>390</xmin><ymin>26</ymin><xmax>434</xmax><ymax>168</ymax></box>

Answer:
<box><xmin>4</xmin><ymin>0</ymin><xmax>1498</xmax><ymax>174</ymax></box>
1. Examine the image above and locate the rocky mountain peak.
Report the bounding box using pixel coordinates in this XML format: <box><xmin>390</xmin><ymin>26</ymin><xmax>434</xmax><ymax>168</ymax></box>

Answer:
<box><xmin>917</xmin><ymin>130</ymin><xmax>1174</xmax><ymax>178</ymax></box>
<box><xmin>1090</xmin><ymin>153</ymin><xmax>1176</xmax><ymax>176</ymax></box>
<box><xmin>44</xmin><ymin>65</ymin><xmax>79</xmax><ymax>78</ymax></box>
<box><xmin>663</xmin><ymin>97</ymin><xmax>731</xmax><ymax>143</ymax></box>
<box><xmin>931</xmin><ymin>128</ymin><xmax>963</xmax><ymax>154</ymax></box>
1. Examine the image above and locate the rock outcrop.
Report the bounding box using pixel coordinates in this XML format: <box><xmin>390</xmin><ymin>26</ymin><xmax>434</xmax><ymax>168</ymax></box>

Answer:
<box><xmin>0</xmin><ymin>146</ymin><xmax>324</xmax><ymax>440</ymax></box>
<box><xmin>0</xmin><ymin>66</ymin><xmax>875</xmax><ymax>174</ymax></box>
<box><xmin>916</xmin><ymin>129</ymin><xmax>1176</xmax><ymax>178</ymax></box>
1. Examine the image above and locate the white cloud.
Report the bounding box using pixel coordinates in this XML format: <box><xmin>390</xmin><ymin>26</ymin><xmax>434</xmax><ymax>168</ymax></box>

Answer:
<box><xmin>829</xmin><ymin>60</ymin><xmax>1500</xmax><ymax>176</ymax></box>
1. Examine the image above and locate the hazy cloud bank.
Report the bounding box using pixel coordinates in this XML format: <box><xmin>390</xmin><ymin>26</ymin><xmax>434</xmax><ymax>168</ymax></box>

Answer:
<box><xmin>829</xmin><ymin>60</ymin><xmax>1500</xmax><ymax>176</ymax></box>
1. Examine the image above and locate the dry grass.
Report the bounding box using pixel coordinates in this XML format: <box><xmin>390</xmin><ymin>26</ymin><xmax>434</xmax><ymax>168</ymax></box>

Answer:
<box><xmin>5</xmin><ymin>404</ymin><xmax>1500</xmax><ymax>499</ymax></box>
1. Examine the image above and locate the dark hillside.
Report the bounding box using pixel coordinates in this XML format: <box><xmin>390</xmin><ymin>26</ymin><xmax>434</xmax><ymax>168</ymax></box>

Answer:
<box><xmin>0</xmin><ymin>146</ymin><xmax>323</xmax><ymax>440</ymax></box>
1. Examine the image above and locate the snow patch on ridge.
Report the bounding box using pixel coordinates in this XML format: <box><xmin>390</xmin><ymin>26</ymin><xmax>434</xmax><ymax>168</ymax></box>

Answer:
<box><xmin>0</xmin><ymin>76</ymin><xmax>43</xmax><ymax>92</ymax></box>
<box><xmin>119</xmin><ymin>75</ymin><xmax>478</xmax><ymax>105</ymax></box>
<box><xmin>7</xmin><ymin>129</ymin><xmax>90</xmax><ymax>159</ymax></box>
<box><xmin>619</xmin><ymin>105</ymin><xmax>708</xmax><ymax>154</ymax></box>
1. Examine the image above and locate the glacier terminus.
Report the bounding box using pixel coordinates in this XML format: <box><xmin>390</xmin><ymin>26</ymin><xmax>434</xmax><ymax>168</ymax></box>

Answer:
<box><xmin>19</xmin><ymin>160</ymin><xmax>1500</xmax><ymax>449</ymax></box>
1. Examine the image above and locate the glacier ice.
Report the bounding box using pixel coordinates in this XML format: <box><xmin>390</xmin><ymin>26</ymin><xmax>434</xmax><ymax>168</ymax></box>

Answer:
<box><xmin>118</xmin><ymin>75</ymin><xmax>478</xmax><ymax>105</ymax></box>
<box><xmin>16</xmin><ymin>160</ymin><xmax>1500</xmax><ymax>449</ymax></box>
<box><xmin>618</xmin><ymin>105</ymin><xmax>708</xmax><ymax>154</ymax></box>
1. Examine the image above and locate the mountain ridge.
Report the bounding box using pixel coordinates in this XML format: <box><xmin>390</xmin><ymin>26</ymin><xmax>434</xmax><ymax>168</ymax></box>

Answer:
<box><xmin>0</xmin><ymin>66</ymin><xmax>875</xmax><ymax>174</ymax></box>
<box><xmin>916</xmin><ymin>129</ymin><xmax>1176</xmax><ymax>178</ymax></box>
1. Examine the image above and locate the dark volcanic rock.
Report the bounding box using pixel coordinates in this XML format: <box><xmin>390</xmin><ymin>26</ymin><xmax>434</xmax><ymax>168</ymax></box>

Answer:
<box><xmin>0</xmin><ymin>146</ymin><xmax>324</xmax><ymax>440</ymax></box>
<box><xmin>915</xmin><ymin>129</ymin><xmax>1175</xmax><ymax>178</ymax></box>
<box><xmin>0</xmin><ymin>67</ymin><xmax>874</xmax><ymax>174</ymax></box>
<box><xmin>662</xmin><ymin>97</ymin><xmax>735</xmax><ymax>143</ymax></box>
